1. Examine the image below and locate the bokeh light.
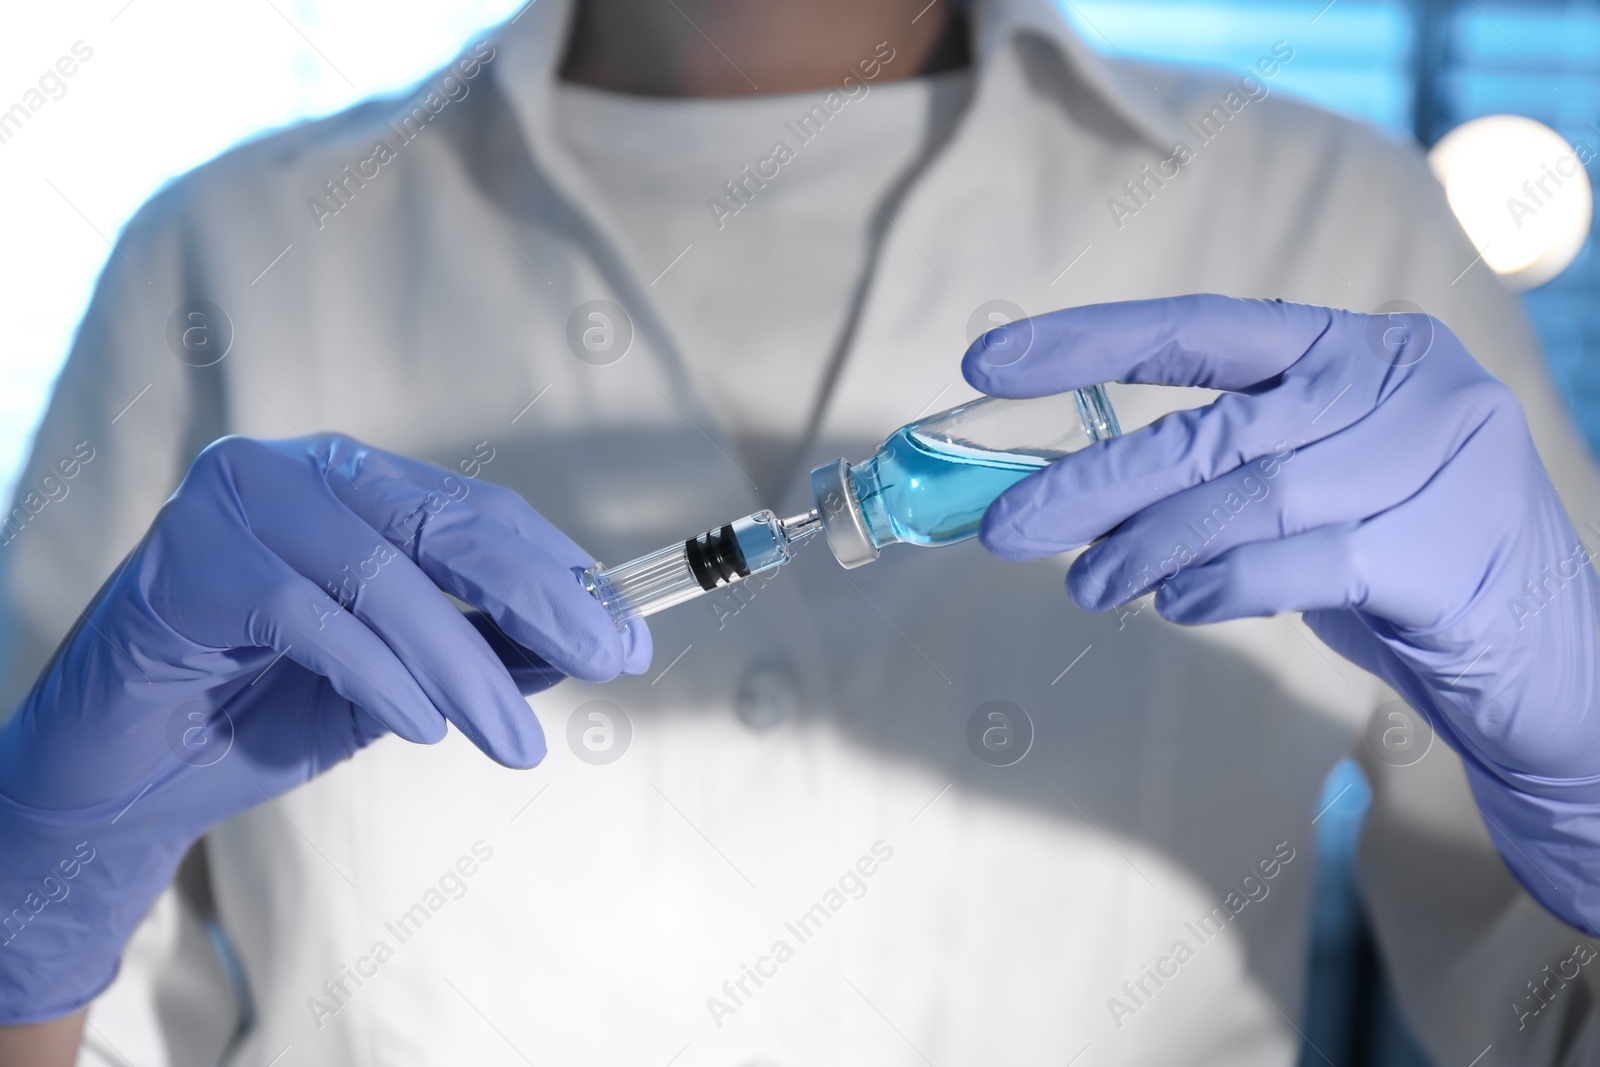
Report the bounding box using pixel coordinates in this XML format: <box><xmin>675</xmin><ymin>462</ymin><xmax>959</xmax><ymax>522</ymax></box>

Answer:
<box><xmin>1428</xmin><ymin>114</ymin><xmax>1594</xmax><ymax>290</ymax></box>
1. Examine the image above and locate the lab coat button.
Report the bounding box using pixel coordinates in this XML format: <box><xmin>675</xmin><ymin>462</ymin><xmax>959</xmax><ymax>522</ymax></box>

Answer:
<box><xmin>735</xmin><ymin>663</ymin><xmax>801</xmax><ymax>730</ymax></box>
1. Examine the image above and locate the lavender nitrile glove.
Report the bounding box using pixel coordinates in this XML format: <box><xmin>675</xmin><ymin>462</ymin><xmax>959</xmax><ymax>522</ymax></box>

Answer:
<box><xmin>0</xmin><ymin>435</ymin><xmax>649</xmax><ymax>1022</ymax></box>
<box><xmin>965</xmin><ymin>295</ymin><xmax>1600</xmax><ymax>933</ymax></box>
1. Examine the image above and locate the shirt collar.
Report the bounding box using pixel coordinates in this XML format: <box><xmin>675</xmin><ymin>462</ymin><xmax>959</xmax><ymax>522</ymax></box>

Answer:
<box><xmin>966</xmin><ymin>0</ymin><xmax>1186</xmax><ymax>148</ymax></box>
<box><xmin>486</xmin><ymin>0</ymin><xmax>1185</xmax><ymax>154</ymax></box>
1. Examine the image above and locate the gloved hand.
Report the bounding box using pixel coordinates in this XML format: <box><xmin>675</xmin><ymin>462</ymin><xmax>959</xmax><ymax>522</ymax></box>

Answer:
<box><xmin>0</xmin><ymin>435</ymin><xmax>649</xmax><ymax>1021</ymax></box>
<box><xmin>964</xmin><ymin>294</ymin><xmax>1600</xmax><ymax>932</ymax></box>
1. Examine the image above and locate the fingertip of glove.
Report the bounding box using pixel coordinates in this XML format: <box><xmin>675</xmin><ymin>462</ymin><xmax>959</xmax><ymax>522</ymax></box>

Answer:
<box><xmin>1152</xmin><ymin>585</ymin><xmax>1199</xmax><ymax>625</ymax></box>
<box><xmin>1065</xmin><ymin>561</ymin><xmax>1109</xmax><ymax>612</ymax></box>
<box><xmin>978</xmin><ymin>526</ymin><xmax>1030</xmax><ymax>562</ymax></box>
<box><xmin>1152</xmin><ymin>574</ymin><xmax>1226</xmax><ymax>626</ymax></box>
<box><xmin>979</xmin><ymin>498</ymin><xmax>1052</xmax><ymax>562</ymax></box>
<box><xmin>496</xmin><ymin>730</ymin><xmax>547</xmax><ymax>770</ymax></box>
<box><xmin>550</xmin><ymin>613</ymin><xmax>629</xmax><ymax>683</ymax></box>
<box><xmin>473</xmin><ymin>687</ymin><xmax>550</xmax><ymax>769</ymax></box>
<box><xmin>621</xmin><ymin>618</ymin><xmax>653</xmax><ymax>675</ymax></box>
<box><xmin>392</xmin><ymin>708</ymin><xmax>449</xmax><ymax>747</ymax></box>
<box><xmin>960</xmin><ymin>330</ymin><xmax>1020</xmax><ymax>395</ymax></box>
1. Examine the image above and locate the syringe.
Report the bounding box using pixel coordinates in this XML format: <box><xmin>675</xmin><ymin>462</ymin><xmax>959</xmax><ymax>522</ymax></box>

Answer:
<box><xmin>583</xmin><ymin>387</ymin><xmax>1120</xmax><ymax>628</ymax></box>
<box><xmin>584</xmin><ymin>509</ymin><xmax>823</xmax><ymax>627</ymax></box>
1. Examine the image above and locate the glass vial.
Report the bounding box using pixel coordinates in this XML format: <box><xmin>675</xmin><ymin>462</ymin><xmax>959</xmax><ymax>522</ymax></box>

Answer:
<box><xmin>808</xmin><ymin>386</ymin><xmax>1120</xmax><ymax>569</ymax></box>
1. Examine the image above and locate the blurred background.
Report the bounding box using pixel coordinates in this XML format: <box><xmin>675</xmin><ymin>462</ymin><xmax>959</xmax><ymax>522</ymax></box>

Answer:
<box><xmin>3</xmin><ymin>1</ymin><xmax>1596</xmax><ymax>1064</ymax></box>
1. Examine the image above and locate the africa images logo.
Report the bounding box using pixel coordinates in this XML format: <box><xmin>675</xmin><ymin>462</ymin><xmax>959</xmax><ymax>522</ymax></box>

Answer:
<box><xmin>306</xmin><ymin>42</ymin><xmax>495</xmax><ymax>230</ymax></box>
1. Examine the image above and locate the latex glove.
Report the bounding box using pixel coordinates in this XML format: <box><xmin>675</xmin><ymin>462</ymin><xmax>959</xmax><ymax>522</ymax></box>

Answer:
<box><xmin>964</xmin><ymin>294</ymin><xmax>1600</xmax><ymax>932</ymax></box>
<box><xmin>0</xmin><ymin>435</ymin><xmax>649</xmax><ymax>1022</ymax></box>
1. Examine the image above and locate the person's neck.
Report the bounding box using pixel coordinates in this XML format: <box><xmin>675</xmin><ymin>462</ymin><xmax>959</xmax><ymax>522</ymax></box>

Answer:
<box><xmin>559</xmin><ymin>0</ymin><xmax>971</xmax><ymax>97</ymax></box>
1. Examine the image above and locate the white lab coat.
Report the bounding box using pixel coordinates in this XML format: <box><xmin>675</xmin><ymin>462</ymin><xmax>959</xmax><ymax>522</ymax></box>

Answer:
<box><xmin>5</xmin><ymin>0</ymin><xmax>1600</xmax><ymax>1064</ymax></box>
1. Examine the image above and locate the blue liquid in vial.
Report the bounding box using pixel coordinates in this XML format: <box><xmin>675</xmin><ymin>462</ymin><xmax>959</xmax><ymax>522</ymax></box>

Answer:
<box><xmin>854</xmin><ymin>427</ymin><xmax>1049</xmax><ymax>548</ymax></box>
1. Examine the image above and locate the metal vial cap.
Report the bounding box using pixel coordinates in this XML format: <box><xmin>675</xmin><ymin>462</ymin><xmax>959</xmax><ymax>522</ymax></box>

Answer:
<box><xmin>808</xmin><ymin>459</ymin><xmax>879</xmax><ymax>570</ymax></box>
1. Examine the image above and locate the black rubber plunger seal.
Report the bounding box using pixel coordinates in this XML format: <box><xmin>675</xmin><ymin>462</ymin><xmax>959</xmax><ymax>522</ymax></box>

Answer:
<box><xmin>685</xmin><ymin>524</ymin><xmax>750</xmax><ymax>591</ymax></box>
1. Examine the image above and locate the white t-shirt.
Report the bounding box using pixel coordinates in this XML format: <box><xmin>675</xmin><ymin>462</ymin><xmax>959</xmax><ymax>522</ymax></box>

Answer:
<box><xmin>554</xmin><ymin>72</ymin><xmax>972</xmax><ymax>494</ymax></box>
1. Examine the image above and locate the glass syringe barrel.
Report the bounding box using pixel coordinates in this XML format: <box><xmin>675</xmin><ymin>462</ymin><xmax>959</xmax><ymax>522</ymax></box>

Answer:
<box><xmin>584</xmin><ymin>510</ymin><xmax>820</xmax><ymax>627</ymax></box>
